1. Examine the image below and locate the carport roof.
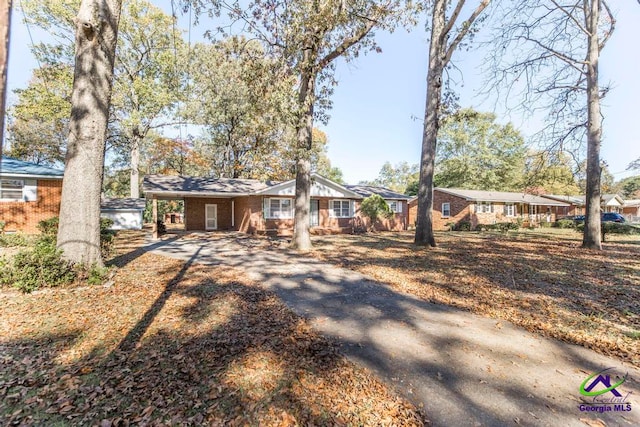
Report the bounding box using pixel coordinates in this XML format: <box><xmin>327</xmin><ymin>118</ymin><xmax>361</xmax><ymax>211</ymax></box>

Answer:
<box><xmin>143</xmin><ymin>174</ymin><xmax>277</xmax><ymax>198</ymax></box>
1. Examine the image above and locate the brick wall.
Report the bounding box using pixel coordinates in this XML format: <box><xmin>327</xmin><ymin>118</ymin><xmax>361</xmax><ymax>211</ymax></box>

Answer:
<box><xmin>354</xmin><ymin>200</ymin><xmax>408</xmax><ymax>231</ymax></box>
<box><xmin>234</xmin><ymin>196</ymin><xmax>265</xmax><ymax>233</ymax></box>
<box><xmin>433</xmin><ymin>190</ymin><xmax>472</xmax><ymax>230</ymax></box>
<box><xmin>0</xmin><ymin>179</ymin><xmax>62</xmax><ymax>233</ymax></box>
<box><xmin>184</xmin><ymin>197</ymin><xmax>233</xmax><ymax>231</ymax></box>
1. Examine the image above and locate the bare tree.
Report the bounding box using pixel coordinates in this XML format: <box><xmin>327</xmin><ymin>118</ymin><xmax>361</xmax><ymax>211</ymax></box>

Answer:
<box><xmin>57</xmin><ymin>0</ymin><xmax>123</xmax><ymax>266</ymax></box>
<box><xmin>0</xmin><ymin>0</ymin><xmax>11</xmax><ymax>161</ymax></box>
<box><xmin>414</xmin><ymin>0</ymin><xmax>490</xmax><ymax>247</ymax></box>
<box><xmin>486</xmin><ymin>0</ymin><xmax>615</xmax><ymax>250</ymax></box>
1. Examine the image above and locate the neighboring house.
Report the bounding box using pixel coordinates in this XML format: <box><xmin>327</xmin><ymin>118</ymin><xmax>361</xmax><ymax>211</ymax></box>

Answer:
<box><xmin>142</xmin><ymin>173</ymin><xmax>410</xmax><ymax>237</ymax></box>
<box><xmin>407</xmin><ymin>188</ymin><xmax>570</xmax><ymax>231</ymax></box>
<box><xmin>622</xmin><ymin>199</ymin><xmax>640</xmax><ymax>222</ymax></box>
<box><xmin>540</xmin><ymin>195</ymin><xmax>585</xmax><ymax>217</ymax></box>
<box><xmin>601</xmin><ymin>194</ymin><xmax>625</xmax><ymax>213</ymax></box>
<box><xmin>100</xmin><ymin>198</ymin><xmax>146</xmax><ymax>230</ymax></box>
<box><xmin>164</xmin><ymin>212</ymin><xmax>184</xmax><ymax>224</ymax></box>
<box><xmin>0</xmin><ymin>157</ymin><xmax>64</xmax><ymax>233</ymax></box>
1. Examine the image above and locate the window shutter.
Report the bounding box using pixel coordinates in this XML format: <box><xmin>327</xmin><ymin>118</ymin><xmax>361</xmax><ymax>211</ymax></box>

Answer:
<box><xmin>350</xmin><ymin>200</ymin><xmax>354</xmax><ymax>217</ymax></box>
<box><xmin>490</xmin><ymin>204</ymin><xmax>494</xmax><ymax>213</ymax></box>
<box><xmin>503</xmin><ymin>204</ymin><xmax>508</xmax><ymax>215</ymax></box>
<box><xmin>263</xmin><ymin>198</ymin><xmax>270</xmax><ymax>218</ymax></box>
<box><xmin>397</xmin><ymin>201</ymin><xmax>403</xmax><ymax>213</ymax></box>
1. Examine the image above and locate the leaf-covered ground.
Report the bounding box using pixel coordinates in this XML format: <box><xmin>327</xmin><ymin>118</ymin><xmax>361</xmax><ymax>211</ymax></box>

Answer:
<box><xmin>0</xmin><ymin>231</ymin><xmax>427</xmax><ymax>426</ymax></box>
<box><xmin>310</xmin><ymin>230</ymin><xmax>640</xmax><ymax>368</ymax></box>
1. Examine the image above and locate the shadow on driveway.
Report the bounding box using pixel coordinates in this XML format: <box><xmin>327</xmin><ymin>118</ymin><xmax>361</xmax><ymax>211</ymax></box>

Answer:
<box><xmin>147</xmin><ymin>233</ymin><xmax>640</xmax><ymax>427</ymax></box>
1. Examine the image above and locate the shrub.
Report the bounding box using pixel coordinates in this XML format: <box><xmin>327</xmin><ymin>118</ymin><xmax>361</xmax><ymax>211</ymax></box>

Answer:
<box><xmin>0</xmin><ymin>220</ymin><xmax>5</xmax><ymax>233</ymax></box>
<box><xmin>9</xmin><ymin>240</ymin><xmax>76</xmax><ymax>293</ymax></box>
<box><xmin>359</xmin><ymin>195</ymin><xmax>393</xmax><ymax>232</ymax></box>
<box><xmin>100</xmin><ymin>218</ymin><xmax>116</xmax><ymax>258</ymax></box>
<box><xmin>539</xmin><ymin>221</ymin><xmax>552</xmax><ymax>228</ymax></box>
<box><xmin>554</xmin><ymin>219</ymin><xmax>575</xmax><ymax>229</ymax></box>
<box><xmin>476</xmin><ymin>222</ymin><xmax>518</xmax><ymax>232</ymax></box>
<box><xmin>0</xmin><ymin>233</ymin><xmax>32</xmax><ymax>247</ymax></box>
<box><xmin>456</xmin><ymin>221</ymin><xmax>471</xmax><ymax>231</ymax></box>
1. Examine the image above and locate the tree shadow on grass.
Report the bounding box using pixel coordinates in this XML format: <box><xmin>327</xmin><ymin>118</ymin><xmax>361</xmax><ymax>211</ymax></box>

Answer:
<box><xmin>0</xmin><ymin>253</ymin><xmax>425</xmax><ymax>426</ymax></box>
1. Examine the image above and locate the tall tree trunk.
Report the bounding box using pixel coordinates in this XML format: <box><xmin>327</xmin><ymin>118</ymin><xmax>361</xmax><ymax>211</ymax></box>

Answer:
<box><xmin>582</xmin><ymin>0</ymin><xmax>602</xmax><ymax>250</ymax></box>
<box><xmin>130</xmin><ymin>132</ymin><xmax>141</xmax><ymax>198</ymax></box>
<box><xmin>57</xmin><ymin>0</ymin><xmax>122</xmax><ymax>267</ymax></box>
<box><xmin>0</xmin><ymin>0</ymin><xmax>11</xmax><ymax>161</ymax></box>
<box><xmin>415</xmin><ymin>0</ymin><xmax>446</xmax><ymax>247</ymax></box>
<box><xmin>291</xmin><ymin>64</ymin><xmax>315</xmax><ymax>251</ymax></box>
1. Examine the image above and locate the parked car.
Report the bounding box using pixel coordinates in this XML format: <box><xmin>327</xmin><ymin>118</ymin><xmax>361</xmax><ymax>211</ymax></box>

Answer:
<box><xmin>573</xmin><ymin>215</ymin><xmax>585</xmax><ymax>224</ymax></box>
<box><xmin>602</xmin><ymin>212</ymin><xmax>626</xmax><ymax>223</ymax></box>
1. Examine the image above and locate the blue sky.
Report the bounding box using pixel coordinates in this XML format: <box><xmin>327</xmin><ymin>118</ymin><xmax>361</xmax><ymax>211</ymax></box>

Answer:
<box><xmin>6</xmin><ymin>1</ymin><xmax>640</xmax><ymax>184</ymax></box>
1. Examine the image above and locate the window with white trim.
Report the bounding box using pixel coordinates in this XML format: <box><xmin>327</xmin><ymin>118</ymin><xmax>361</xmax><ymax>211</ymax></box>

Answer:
<box><xmin>477</xmin><ymin>202</ymin><xmax>493</xmax><ymax>213</ymax></box>
<box><xmin>442</xmin><ymin>202</ymin><xmax>451</xmax><ymax>218</ymax></box>
<box><xmin>266</xmin><ymin>198</ymin><xmax>293</xmax><ymax>219</ymax></box>
<box><xmin>387</xmin><ymin>200</ymin><xmax>403</xmax><ymax>213</ymax></box>
<box><xmin>330</xmin><ymin>200</ymin><xmax>353</xmax><ymax>218</ymax></box>
<box><xmin>0</xmin><ymin>179</ymin><xmax>24</xmax><ymax>201</ymax></box>
<box><xmin>504</xmin><ymin>203</ymin><xmax>515</xmax><ymax>217</ymax></box>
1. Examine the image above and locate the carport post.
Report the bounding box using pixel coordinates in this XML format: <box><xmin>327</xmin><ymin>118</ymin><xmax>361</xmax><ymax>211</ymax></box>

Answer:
<box><xmin>152</xmin><ymin>197</ymin><xmax>158</xmax><ymax>240</ymax></box>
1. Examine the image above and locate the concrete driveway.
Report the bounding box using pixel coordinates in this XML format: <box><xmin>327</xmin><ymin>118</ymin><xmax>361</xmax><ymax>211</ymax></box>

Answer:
<box><xmin>148</xmin><ymin>232</ymin><xmax>640</xmax><ymax>427</ymax></box>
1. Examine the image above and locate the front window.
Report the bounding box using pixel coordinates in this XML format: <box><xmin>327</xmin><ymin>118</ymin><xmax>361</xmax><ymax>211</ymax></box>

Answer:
<box><xmin>267</xmin><ymin>198</ymin><xmax>293</xmax><ymax>219</ymax></box>
<box><xmin>477</xmin><ymin>202</ymin><xmax>493</xmax><ymax>213</ymax></box>
<box><xmin>331</xmin><ymin>200</ymin><xmax>352</xmax><ymax>218</ymax></box>
<box><xmin>0</xmin><ymin>180</ymin><xmax>24</xmax><ymax>201</ymax></box>
<box><xmin>442</xmin><ymin>202</ymin><xmax>451</xmax><ymax>218</ymax></box>
<box><xmin>388</xmin><ymin>200</ymin><xmax>405</xmax><ymax>214</ymax></box>
<box><xmin>504</xmin><ymin>203</ymin><xmax>515</xmax><ymax>216</ymax></box>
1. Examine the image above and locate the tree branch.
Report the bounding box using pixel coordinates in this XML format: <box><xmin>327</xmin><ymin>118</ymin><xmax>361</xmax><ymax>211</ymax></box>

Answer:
<box><xmin>444</xmin><ymin>0</ymin><xmax>490</xmax><ymax>64</ymax></box>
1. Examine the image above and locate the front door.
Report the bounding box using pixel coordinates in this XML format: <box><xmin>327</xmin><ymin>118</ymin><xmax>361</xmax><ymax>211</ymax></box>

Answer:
<box><xmin>205</xmin><ymin>204</ymin><xmax>217</xmax><ymax>230</ymax></box>
<box><xmin>310</xmin><ymin>199</ymin><xmax>319</xmax><ymax>227</ymax></box>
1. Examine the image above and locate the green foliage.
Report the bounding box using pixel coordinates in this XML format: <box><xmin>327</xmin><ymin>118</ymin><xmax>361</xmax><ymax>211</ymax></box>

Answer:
<box><xmin>364</xmin><ymin>161</ymin><xmax>419</xmax><ymax>194</ymax></box>
<box><xmin>554</xmin><ymin>219</ymin><xmax>575</xmax><ymax>229</ymax></box>
<box><xmin>539</xmin><ymin>221</ymin><xmax>552</xmax><ymax>228</ymax></box>
<box><xmin>523</xmin><ymin>151</ymin><xmax>580</xmax><ymax>195</ymax></box>
<box><xmin>359</xmin><ymin>195</ymin><xmax>394</xmax><ymax>231</ymax></box>
<box><xmin>435</xmin><ymin>109</ymin><xmax>527</xmax><ymax>191</ymax></box>
<box><xmin>618</xmin><ymin>175</ymin><xmax>640</xmax><ymax>198</ymax></box>
<box><xmin>2</xmin><ymin>240</ymin><xmax>76</xmax><ymax>293</ymax></box>
<box><xmin>476</xmin><ymin>222</ymin><xmax>519</xmax><ymax>232</ymax></box>
<box><xmin>0</xmin><ymin>220</ymin><xmax>5</xmax><ymax>233</ymax></box>
<box><xmin>87</xmin><ymin>265</ymin><xmax>110</xmax><ymax>286</ymax></box>
<box><xmin>456</xmin><ymin>221</ymin><xmax>472</xmax><ymax>231</ymax></box>
<box><xmin>0</xmin><ymin>233</ymin><xmax>33</xmax><ymax>247</ymax></box>
<box><xmin>37</xmin><ymin>217</ymin><xmax>60</xmax><ymax>245</ymax></box>
<box><xmin>405</xmin><ymin>180</ymin><xmax>419</xmax><ymax>197</ymax></box>
<box><xmin>601</xmin><ymin>223</ymin><xmax>640</xmax><ymax>241</ymax></box>
<box><xmin>100</xmin><ymin>218</ymin><xmax>116</xmax><ymax>258</ymax></box>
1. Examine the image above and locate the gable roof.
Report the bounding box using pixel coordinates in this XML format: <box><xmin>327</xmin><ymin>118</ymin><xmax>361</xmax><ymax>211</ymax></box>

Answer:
<box><xmin>602</xmin><ymin>194</ymin><xmax>624</xmax><ymax>206</ymax></box>
<box><xmin>0</xmin><ymin>156</ymin><xmax>64</xmax><ymax>179</ymax></box>
<box><xmin>143</xmin><ymin>175</ymin><xmax>275</xmax><ymax>198</ymax></box>
<box><xmin>345</xmin><ymin>184</ymin><xmax>411</xmax><ymax>200</ymax></box>
<box><xmin>101</xmin><ymin>198</ymin><xmax>146</xmax><ymax>211</ymax></box>
<box><xmin>542</xmin><ymin>194</ymin><xmax>586</xmax><ymax>205</ymax></box>
<box><xmin>435</xmin><ymin>188</ymin><xmax>570</xmax><ymax>206</ymax></box>
<box><xmin>255</xmin><ymin>173</ymin><xmax>363</xmax><ymax>198</ymax></box>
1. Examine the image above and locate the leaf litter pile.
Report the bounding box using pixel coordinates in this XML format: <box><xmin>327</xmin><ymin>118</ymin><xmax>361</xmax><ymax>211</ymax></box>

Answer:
<box><xmin>0</xmin><ymin>231</ymin><xmax>427</xmax><ymax>426</ymax></box>
<box><xmin>311</xmin><ymin>231</ymin><xmax>640</xmax><ymax>367</ymax></box>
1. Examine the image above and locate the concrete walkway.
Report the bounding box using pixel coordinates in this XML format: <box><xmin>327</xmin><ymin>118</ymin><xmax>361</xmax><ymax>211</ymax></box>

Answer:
<box><xmin>148</xmin><ymin>232</ymin><xmax>640</xmax><ymax>427</ymax></box>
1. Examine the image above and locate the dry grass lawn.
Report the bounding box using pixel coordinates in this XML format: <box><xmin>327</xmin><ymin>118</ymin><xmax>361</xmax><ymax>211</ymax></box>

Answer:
<box><xmin>0</xmin><ymin>231</ymin><xmax>427</xmax><ymax>426</ymax></box>
<box><xmin>310</xmin><ymin>230</ymin><xmax>640</xmax><ymax>368</ymax></box>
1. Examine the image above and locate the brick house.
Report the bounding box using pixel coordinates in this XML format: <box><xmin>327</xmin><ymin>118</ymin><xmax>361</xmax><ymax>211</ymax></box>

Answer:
<box><xmin>407</xmin><ymin>188</ymin><xmax>570</xmax><ymax>231</ymax></box>
<box><xmin>0</xmin><ymin>157</ymin><xmax>64</xmax><ymax>233</ymax></box>
<box><xmin>142</xmin><ymin>173</ymin><xmax>410</xmax><ymax>237</ymax></box>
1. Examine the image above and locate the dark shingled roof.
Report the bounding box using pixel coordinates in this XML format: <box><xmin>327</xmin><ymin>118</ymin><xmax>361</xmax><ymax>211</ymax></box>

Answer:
<box><xmin>435</xmin><ymin>188</ymin><xmax>570</xmax><ymax>206</ymax></box>
<box><xmin>0</xmin><ymin>156</ymin><xmax>64</xmax><ymax>177</ymax></box>
<box><xmin>142</xmin><ymin>175</ymin><xmax>277</xmax><ymax>196</ymax></box>
<box><xmin>344</xmin><ymin>185</ymin><xmax>411</xmax><ymax>200</ymax></box>
<box><xmin>101</xmin><ymin>198</ymin><xmax>146</xmax><ymax>211</ymax></box>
